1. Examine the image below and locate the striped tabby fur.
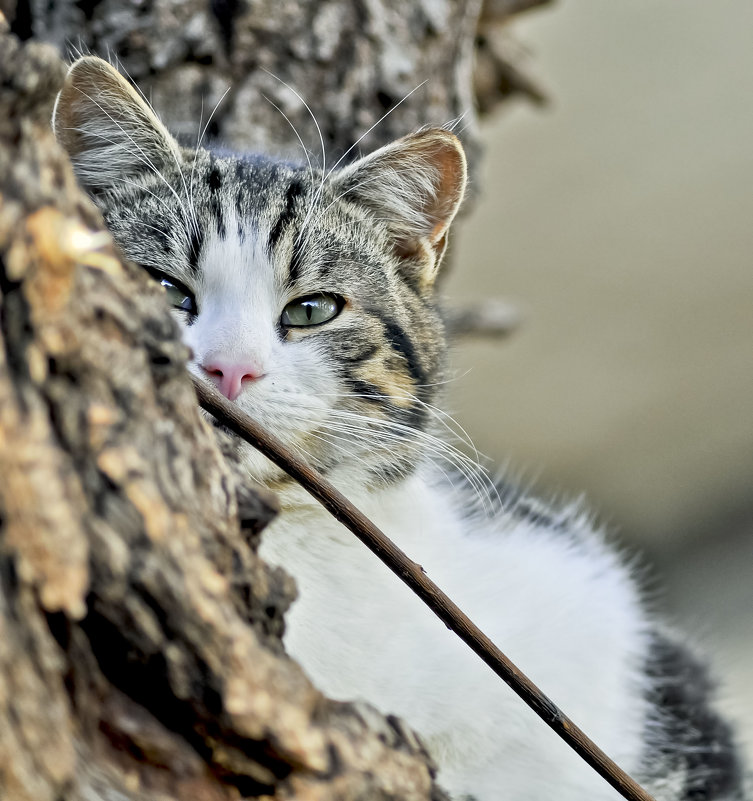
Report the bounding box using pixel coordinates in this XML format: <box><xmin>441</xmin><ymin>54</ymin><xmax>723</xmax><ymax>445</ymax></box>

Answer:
<box><xmin>54</xmin><ymin>57</ymin><xmax>746</xmax><ymax>801</ymax></box>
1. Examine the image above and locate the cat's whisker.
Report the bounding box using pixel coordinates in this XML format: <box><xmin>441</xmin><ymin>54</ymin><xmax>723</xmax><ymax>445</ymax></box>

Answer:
<box><xmin>187</xmin><ymin>86</ymin><xmax>232</xmax><ymax>240</ymax></box>
<box><xmin>70</xmin><ymin>90</ymin><xmax>196</xmax><ymax>240</ymax></box>
<box><xmin>311</xmin><ymin>423</ymin><xmax>416</xmax><ymax>485</ymax></box>
<box><xmin>112</xmin><ymin>176</ymin><xmax>182</xmax><ymax>228</ymax></box>
<box><xmin>444</xmin><ymin>110</ymin><xmax>469</xmax><ymax>133</ymax></box>
<box><xmin>273</xmin><ymin>409</ymin><xmax>386</xmax><ymax>478</ymax></box>
<box><xmin>262</xmin><ymin>94</ymin><xmax>315</xmax><ymax>192</ymax></box>
<box><xmin>315</xmin><ymin>420</ymin><xmax>462</xmax><ymax>490</ymax></box>
<box><xmin>400</xmin><ymin>392</ymin><xmax>482</xmax><ymax>460</ymax></box>
<box><xmin>347</xmin><ymin>415</ymin><xmax>494</xmax><ymax>505</ymax></box>
<box><xmin>326</xmin><ymin>420</ymin><xmax>494</xmax><ymax>515</ymax></box>
<box><xmin>258</xmin><ymin>68</ymin><xmax>327</xmax><ymax>244</ymax></box>
<box><xmin>404</xmin><ymin>391</ymin><xmax>484</xmax><ymax>458</ymax></box>
<box><xmin>323</xmin><ymin>408</ymin><xmax>499</xmax><ymax>513</ymax></box>
<box><xmin>299</xmin><ymin>81</ymin><xmax>427</xmax><ymax>241</ymax></box>
<box><xmin>413</xmin><ymin>369</ymin><xmax>474</xmax><ymax>389</ymax></box>
<box><xmin>304</xmin><ymin>428</ymin><xmax>382</xmax><ymax>475</ymax></box>
<box><xmin>324</xmin><ymin>81</ymin><xmax>428</xmax><ymax>182</ymax></box>
<box><xmin>197</xmin><ymin>86</ymin><xmax>231</xmax><ymax>153</ymax></box>
<box><xmin>185</xmin><ymin>85</ymin><xmax>232</xmax><ymax>242</ymax></box>
<box><xmin>314</xmin><ymin>388</ymin><xmax>483</xmax><ymax>465</ymax></box>
<box><xmin>188</xmin><ymin>95</ymin><xmax>205</xmax><ymax>231</ymax></box>
<box><xmin>65</xmin><ymin>127</ymin><xmax>190</xmax><ymax>243</ymax></box>
<box><xmin>312</xmin><ymin>173</ymin><xmax>390</xmax><ymax>221</ymax></box>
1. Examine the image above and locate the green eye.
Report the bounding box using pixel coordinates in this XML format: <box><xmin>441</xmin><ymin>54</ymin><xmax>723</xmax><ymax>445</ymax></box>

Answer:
<box><xmin>140</xmin><ymin>264</ymin><xmax>198</xmax><ymax>315</ymax></box>
<box><xmin>159</xmin><ymin>277</ymin><xmax>197</xmax><ymax>315</ymax></box>
<box><xmin>281</xmin><ymin>293</ymin><xmax>343</xmax><ymax>328</ymax></box>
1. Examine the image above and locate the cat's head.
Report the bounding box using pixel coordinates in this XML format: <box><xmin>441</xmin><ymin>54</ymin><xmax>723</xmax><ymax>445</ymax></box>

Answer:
<box><xmin>54</xmin><ymin>56</ymin><xmax>467</xmax><ymax>493</ymax></box>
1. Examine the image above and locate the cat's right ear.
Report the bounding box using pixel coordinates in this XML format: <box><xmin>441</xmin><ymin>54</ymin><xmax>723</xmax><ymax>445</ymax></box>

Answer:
<box><xmin>53</xmin><ymin>56</ymin><xmax>181</xmax><ymax>191</ymax></box>
<box><xmin>332</xmin><ymin>128</ymin><xmax>467</xmax><ymax>288</ymax></box>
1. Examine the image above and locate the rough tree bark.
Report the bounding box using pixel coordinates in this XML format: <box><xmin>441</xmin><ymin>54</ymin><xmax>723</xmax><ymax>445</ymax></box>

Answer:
<box><xmin>0</xmin><ymin>2</ymin><xmax>548</xmax><ymax>799</ymax></box>
<box><xmin>8</xmin><ymin>0</ymin><xmax>548</xmax><ymax>336</ymax></box>
<box><xmin>8</xmin><ymin>0</ymin><xmax>549</xmax><ymax>173</ymax></box>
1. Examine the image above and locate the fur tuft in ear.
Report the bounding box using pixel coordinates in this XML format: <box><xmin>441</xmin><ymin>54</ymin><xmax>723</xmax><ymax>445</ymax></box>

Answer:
<box><xmin>53</xmin><ymin>56</ymin><xmax>181</xmax><ymax>192</ymax></box>
<box><xmin>335</xmin><ymin>129</ymin><xmax>467</xmax><ymax>285</ymax></box>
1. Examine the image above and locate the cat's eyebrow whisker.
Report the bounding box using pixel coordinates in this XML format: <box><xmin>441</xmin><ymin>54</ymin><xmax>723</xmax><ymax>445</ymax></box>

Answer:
<box><xmin>300</xmin><ymin>81</ymin><xmax>427</xmax><ymax>241</ymax></box>
<box><xmin>260</xmin><ymin>68</ymin><xmax>326</xmax><ymax>174</ymax></box>
<box><xmin>66</xmin><ymin>127</ymin><xmax>189</xmax><ymax>239</ymax></box>
<box><xmin>112</xmin><ymin>176</ymin><xmax>182</xmax><ymax>227</ymax></box>
<box><xmin>106</xmin><ymin>76</ymin><xmax>202</xmax><ymax>243</ymax></box>
<box><xmin>188</xmin><ymin>95</ymin><xmax>205</xmax><ymax>228</ymax></box>
<box><xmin>444</xmin><ymin>110</ymin><xmax>469</xmax><ymax>133</ymax></box>
<box><xmin>114</xmin><ymin>54</ymin><xmax>197</xmax><ymax>233</ymax></box>
<box><xmin>188</xmin><ymin>85</ymin><xmax>231</xmax><ymax>238</ymax></box>
<box><xmin>70</xmin><ymin>90</ymin><xmax>197</xmax><ymax>239</ymax></box>
<box><xmin>313</xmin><ymin>173</ymin><xmax>388</xmax><ymax>221</ymax></box>
<box><xmin>262</xmin><ymin>94</ymin><xmax>315</xmax><ymax>193</ymax></box>
<box><xmin>197</xmin><ymin>86</ymin><xmax>231</xmax><ymax>153</ymax></box>
<box><xmin>258</xmin><ymin>68</ymin><xmax>326</xmax><ymax>244</ymax></box>
<box><xmin>324</xmin><ymin>81</ymin><xmax>427</xmax><ymax>182</ymax></box>
<box><xmin>194</xmin><ymin>96</ymin><xmax>205</xmax><ymax>151</ymax></box>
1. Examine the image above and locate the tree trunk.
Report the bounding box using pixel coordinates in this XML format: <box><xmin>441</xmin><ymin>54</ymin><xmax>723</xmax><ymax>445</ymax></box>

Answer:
<box><xmin>9</xmin><ymin>0</ymin><xmax>548</xmax><ymax>182</ymax></box>
<box><xmin>0</xmin><ymin>2</ymin><xmax>547</xmax><ymax>799</ymax></box>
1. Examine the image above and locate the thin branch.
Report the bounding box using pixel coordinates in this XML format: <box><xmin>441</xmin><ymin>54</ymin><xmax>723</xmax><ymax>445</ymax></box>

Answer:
<box><xmin>192</xmin><ymin>375</ymin><xmax>657</xmax><ymax>801</ymax></box>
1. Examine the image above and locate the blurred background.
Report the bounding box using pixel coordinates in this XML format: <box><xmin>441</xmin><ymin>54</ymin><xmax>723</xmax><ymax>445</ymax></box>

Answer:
<box><xmin>448</xmin><ymin>0</ymin><xmax>753</xmax><ymax>756</ymax></box>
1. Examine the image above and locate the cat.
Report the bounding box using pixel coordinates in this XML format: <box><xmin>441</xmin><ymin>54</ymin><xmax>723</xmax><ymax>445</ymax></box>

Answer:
<box><xmin>53</xmin><ymin>56</ymin><xmax>746</xmax><ymax>801</ymax></box>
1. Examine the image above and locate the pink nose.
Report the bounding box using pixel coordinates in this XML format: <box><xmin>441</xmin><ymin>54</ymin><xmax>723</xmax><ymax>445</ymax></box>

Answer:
<box><xmin>202</xmin><ymin>360</ymin><xmax>263</xmax><ymax>401</ymax></box>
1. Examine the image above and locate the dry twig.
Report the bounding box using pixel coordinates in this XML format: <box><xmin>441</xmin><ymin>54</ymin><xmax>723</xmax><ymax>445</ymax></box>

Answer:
<box><xmin>192</xmin><ymin>375</ymin><xmax>658</xmax><ymax>801</ymax></box>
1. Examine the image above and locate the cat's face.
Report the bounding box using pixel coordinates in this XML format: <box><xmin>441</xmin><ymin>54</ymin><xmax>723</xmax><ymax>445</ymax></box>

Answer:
<box><xmin>53</xmin><ymin>57</ymin><xmax>467</xmax><ymax>492</ymax></box>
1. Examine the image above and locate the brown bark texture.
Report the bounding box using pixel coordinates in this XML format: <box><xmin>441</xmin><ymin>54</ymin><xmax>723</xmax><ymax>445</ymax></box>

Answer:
<box><xmin>0</xmin><ymin>1</ymin><xmax>548</xmax><ymax>799</ymax></box>
<box><xmin>6</xmin><ymin>0</ymin><xmax>549</xmax><ymax>336</ymax></box>
<box><xmin>7</xmin><ymin>0</ymin><xmax>549</xmax><ymax>190</ymax></box>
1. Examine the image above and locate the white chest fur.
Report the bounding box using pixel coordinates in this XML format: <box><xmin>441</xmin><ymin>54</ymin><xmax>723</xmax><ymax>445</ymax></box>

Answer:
<box><xmin>259</xmin><ymin>470</ymin><xmax>652</xmax><ymax>801</ymax></box>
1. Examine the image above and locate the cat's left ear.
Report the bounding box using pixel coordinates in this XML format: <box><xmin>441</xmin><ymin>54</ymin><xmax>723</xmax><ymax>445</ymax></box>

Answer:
<box><xmin>335</xmin><ymin>129</ymin><xmax>467</xmax><ymax>287</ymax></box>
<box><xmin>53</xmin><ymin>56</ymin><xmax>181</xmax><ymax>192</ymax></box>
